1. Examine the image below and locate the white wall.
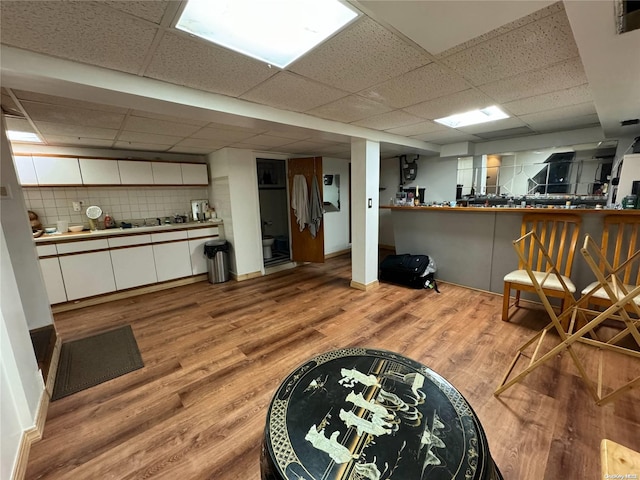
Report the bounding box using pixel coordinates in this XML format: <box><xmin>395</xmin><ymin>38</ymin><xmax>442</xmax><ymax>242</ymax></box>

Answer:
<box><xmin>323</xmin><ymin>157</ymin><xmax>351</xmax><ymax>254</ymax></box>
<box><xmin>618</xmin><ymin>153</ymin><xmax>640</xmax><ymax>199</ymax></box>
<box><xmin>1</xmin><ymin>124</ymin><xmax>47</xmax><ymax>479</ymax></box>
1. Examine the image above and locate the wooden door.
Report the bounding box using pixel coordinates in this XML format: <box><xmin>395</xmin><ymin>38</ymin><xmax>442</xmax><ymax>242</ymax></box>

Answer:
<box><xmin>288</xmin><ymin>157</ymin><xmax>324</xmax><ymax>263</ymax></box>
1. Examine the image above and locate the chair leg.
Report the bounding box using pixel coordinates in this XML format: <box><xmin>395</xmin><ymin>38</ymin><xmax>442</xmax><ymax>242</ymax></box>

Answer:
<box><xmin>515</xmin><ymin>289</ymin><xmax>521</xmax><ymax>307</ymax></box>
<box><xmin>502</xmin><ymin>282</ymin><xmax>512</xmax><ymax>322</ymax></box>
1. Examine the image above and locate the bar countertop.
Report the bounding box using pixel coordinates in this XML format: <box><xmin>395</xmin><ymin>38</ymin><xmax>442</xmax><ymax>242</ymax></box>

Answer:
<box><xmin>380</xmin><ymin>205</ymin><xmax>640</xmax><ymax>215</ymax></box>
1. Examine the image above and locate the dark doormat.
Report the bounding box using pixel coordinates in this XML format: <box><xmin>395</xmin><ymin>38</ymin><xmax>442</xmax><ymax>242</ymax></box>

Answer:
<box><xmin>52</xmin><ymin>325</ymin><xmax>144</xmax><ymax>401</ymax></box>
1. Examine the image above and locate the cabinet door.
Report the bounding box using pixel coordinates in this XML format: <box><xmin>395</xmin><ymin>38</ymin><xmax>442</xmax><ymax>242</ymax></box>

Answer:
<box><xmin>32</xmin><ymin>156</ymin><xmax>82</xmax><ymax>185</ymax></box>
<box><xmin>79</xmin><ymin>158</ymin><xmax>121</xmax><ymax>184</ymax></box>
<box><xmin>188</xmin><ymin>238</ymin><xmax>211</xmax><ymax>275</ymax></box>
<box><xmin>181</xmin><ymin>163</ymin><xmax>208</xmax><ymax>185</ymax></box>
<box><xmin>152</xmin><ymin>162</ymin><xmax>182</xmax><ymax>185</ymax></box>
<box><xmin>14</xmin><ymin>156</ymin><xmax>38</xmax><ymax>185</ymax></box>
<box><xmin>118</xmin><ymin>160</ymin><xmax>153</xmax><ymax>184</ymax></box>
<box><xmin>111</xmin><ymin>246</ymin><xmax>157</xmax><ymax>290</ymax></box>
<box><xmin>153</xmin><ymin>241</ymin><xmax>192</xmax><ymax>282</ymax></box>
<box><xmin>39</xmin><ymin>258</ymin><xmax>67</xmax><ymax>304</ymax></box>
<box><xmin>59</xmin><ymin>251</ymin><xmax>116</xmax><ymax>300</ymax></box>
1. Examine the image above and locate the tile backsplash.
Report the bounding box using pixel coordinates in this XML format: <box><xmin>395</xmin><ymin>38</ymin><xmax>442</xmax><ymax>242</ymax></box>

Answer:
<box><xmin>24</xmin><ymin>186</ymin><xmax>208</xmax><ymax>228</ymax></box>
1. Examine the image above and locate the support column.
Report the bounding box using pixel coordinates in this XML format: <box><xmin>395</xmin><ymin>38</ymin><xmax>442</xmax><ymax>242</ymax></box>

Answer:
<box><xmin>350</xmin><ymin>138</ymin><xmax>380</xmax><ymax>290</ymax></box>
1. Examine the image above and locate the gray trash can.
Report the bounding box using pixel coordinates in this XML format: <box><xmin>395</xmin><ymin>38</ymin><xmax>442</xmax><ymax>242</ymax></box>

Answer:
<box><xmin>204</xmin><ymin>240</ymin><xmax>230</xmax><ymax>283</ymax></box>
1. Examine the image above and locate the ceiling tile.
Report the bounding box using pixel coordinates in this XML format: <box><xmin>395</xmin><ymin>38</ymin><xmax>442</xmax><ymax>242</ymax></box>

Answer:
<box><xmin>1</xmin><ymin>91</ymin><xmax>24</xmax><ymax>116</ymax></box>
<box><xmin>263</xmin><ymin>128</ymin><xmax>313</xmax><ymax>141</ymax></box>
<box><xmin>456</xmin><ymin>117</ymin><xmax>527</xmax><ymax>135</ymax></box>
<box><xmin>43</xmin><ymin>135</ymin><xmax>115</xmax><ymax>148</ymax></box>
<box><xmin>411</xmin><ymin>130</ymin><xmax>482</xmax><ymax>143</ymax></box>
<box><xmin>203</xmin><ymin>121</ymin><xmax>267</xmax><ymax>134</ymax></box>
<box><xmin>98</xmin><ymin>0</ymin><xmax>170</xmax><ymax>24</ymax></box>
<box><xmin>239</xmin><ymin>134</ymin><xmax>298</xmax><ymax>148</ymax></box>
<box><xmin>189</xmin><ymin>127</ymin><xmax>258</xmax><ymax>143</ymax></box>
<box><xmin>114</xmin><ymin>141</ymin><xmax>170</xmax><ymax>151</ymax></box>
<box><xmin>13</xmin><ymin>90</ymin><xmax>130</xmax><ymax>114</ymax></box>
<box><xmin>477</xmin><ymin>57</ymin><xmax>587</xmax><ymax>104</ymax></box>
<box><xmin>240</xmin><ymin>72</ymin><xmax>348</xmax><ymax>113</ymax></box>
<box><xmin>436</xmin><ymin>2</ymin><xmax>565</xmax><ymax>58</ymax></box>
<box><xmin>0</xmin><ymin>1</ymin><xmax>158</xmax><ymax>74</ymax></box>
<box><xmin>130</xmin><ymin>110</ymin><xmax>209</xmax><ymax>127</ymax></box>
<box><xmin>4</xmin><ymin>117</ymin><xmax>35</xmax><ymax>132</ymax></box>
<box><xmin>144</xmin><ymin>32</ymin><xmax>277</xmax><ymax>97</ymax></box>
<box><xmin>35</xmin><ymin>121</ymin><xmax>119</xmax><ymax>140</ymax></box>
<box><xmin>359</xmin><ymin>63</ymin><xmax>469</xmax><ymax>108</ymax></box>
<box><xmin>520</xmin><ymin>102</ymin><xmax>597</xmax><ymax>124</ymax></box>
<box><xmin>123</xmin><ymin>115</ymin><xmax>202</xmax><ymax>137</ymax></box>
<box><xmin>475</xmin><ymin>126</ymin><xmax>537</xmax><ymax>139</ymax></box>
<box><xmin>289</xmin><ymin>17</ymin><xmax>431</xmax><ymax>93</ymax></box>
<box><xmin>403</xmin><ymin>89</ymin><xmax>496</xmax><ymax>120</ymax></box>
<box><xmin>282</xmin><ymin>140</ymin><xmax>331</xmax><ymax>154</ymax></box>
<box><xmin>306</xmin><ymin>95</ymin><xmax>392</xmax><ymax>123</ymax></box>
<box><xmin>22</xmin><ymin>102</ymin><xmax>126</xmax><ymax>129</ymax></box>
<box><xmin>167</xmin><ymin>146</ymin><xmax>217</xmax><ymax>155</ymax></box>
<box><xmin>503</xmin><ymin>84</ymin><xmax>592</xmax><ymax>116</ymax></box>
<box><xmin>526</xmin><ymin>113</ymin><xmax>601</xmax><ymax>133</ymax></box>
<box><xmin>385</xmin><ymin>121</ymin><xmax>444</xmax><ymax>136</ymax></box>
<box><xmin>351</xmin><ymin>110</ymin><xmax>424</xmax><ymax>130</ymax></box>
<box><xmin>441</xmin><ymin>11</ymin><xmax>578</xmax><ymax>86</ymax></box>
<box><xmin>174</xmin><ymin>138</ymin><xmax>229</xmax><ymax>149</ymax></box>
<box><xmin>117</xmin><ymin>131</ymin><xmax>181</xmax><ymax>145</ymax></box>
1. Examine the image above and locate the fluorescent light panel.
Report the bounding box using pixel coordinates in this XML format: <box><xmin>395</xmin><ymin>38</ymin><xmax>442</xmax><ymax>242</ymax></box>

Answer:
<box><xmin>175</xmin><ymin>0</ymin><xmax>359</xmax><ymax>68</ymax></box>
<box><xmin>7</xmin><ymin>130</ymin><xmax>42</xmax><ymax>143</ymax></box>
<box><xmin>435</xmin><ymin>106</ymin><xmax>509</xmax><ymax>128</ymax></box>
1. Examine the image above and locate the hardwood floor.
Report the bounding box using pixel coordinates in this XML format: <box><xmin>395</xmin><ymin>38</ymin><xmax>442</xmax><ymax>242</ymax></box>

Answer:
<box><xmin>26</xmin><ymin>253</ymin><xmax>639</xmax><ymax>479</ymax></box>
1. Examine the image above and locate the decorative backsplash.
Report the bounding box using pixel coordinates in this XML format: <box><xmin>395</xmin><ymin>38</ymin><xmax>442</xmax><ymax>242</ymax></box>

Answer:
<box><xmin>23</xmin><ymin>186</ymin><xmax>208</xmax><ymax>228</ymax></box>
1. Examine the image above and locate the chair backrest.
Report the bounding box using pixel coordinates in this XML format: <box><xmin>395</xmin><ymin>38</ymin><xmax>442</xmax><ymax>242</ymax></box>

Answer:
<box><xmin>601</xmin><ymin>214</ymin><xmax>640</xmax><ymax>285</ymax></box>
<box><xmin>519</xmin><ymin>213</ymin><xmax>582</xmax><ymax>276</ymax></box>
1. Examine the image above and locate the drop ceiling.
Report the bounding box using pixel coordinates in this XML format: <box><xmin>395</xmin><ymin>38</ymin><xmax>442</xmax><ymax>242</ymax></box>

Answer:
<box><xmin>1</xmin><ymin>1</ymin><xmax>638</xmax><ymax>160</ymax></box>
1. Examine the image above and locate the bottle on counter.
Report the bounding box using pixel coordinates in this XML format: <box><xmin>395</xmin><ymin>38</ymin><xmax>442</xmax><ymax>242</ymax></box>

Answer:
<box><xmin>104</xmin><ymin>213</ymin><xmax>115</xmax><ymax>229</ymax></box>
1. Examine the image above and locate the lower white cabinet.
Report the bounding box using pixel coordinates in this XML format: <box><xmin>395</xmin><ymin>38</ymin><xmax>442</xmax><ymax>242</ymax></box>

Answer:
<box><xmin>111</xmin><ymin>246</ymin><xmax>157</xmax><ymax>290</ymax></box>
<box><xmin>188</xmin><ymin>238</ymin><xmax>211</xmax><ymax>275</ymax></box>
<box><xmin>59</xmin><ymin>251</ymin><xmax>116</xmax><ymax>300</ymax></box>
<box><xmin>153</xmin><ymin>241</ymin><xmax>192</xmax><ymax>282</ymax></box>
<box><xmin>39</xmin><ymin>258</ymin><xmax>67</xmax><ymax>304</ymax></box>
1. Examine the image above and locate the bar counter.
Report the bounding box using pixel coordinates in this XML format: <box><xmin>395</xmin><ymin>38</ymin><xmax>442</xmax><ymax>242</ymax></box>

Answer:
<box><xmin>380</xmin><ymin>205</ymin><xmax>639</xmax><ymax>295</ymax></box>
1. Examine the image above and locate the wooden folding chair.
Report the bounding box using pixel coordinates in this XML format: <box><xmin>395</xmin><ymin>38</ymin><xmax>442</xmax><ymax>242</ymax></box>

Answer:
<box><xmin>495</xmin><ymin>231</ymin><xmax>640</xmax><ymax>406</ymax></box>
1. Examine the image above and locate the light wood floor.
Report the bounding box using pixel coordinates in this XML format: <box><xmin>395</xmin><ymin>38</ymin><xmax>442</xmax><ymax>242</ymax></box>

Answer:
<box><xmin>26</xmin><ymin>253</ymin><xmax>639</xmax><ymax>479</ymax></box>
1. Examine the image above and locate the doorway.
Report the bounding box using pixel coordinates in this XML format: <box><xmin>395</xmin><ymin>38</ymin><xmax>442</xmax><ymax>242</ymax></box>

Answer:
<box><xmin>257</xmin><ymin>158</ymin><xmax>291</xmax><ymax>267</ymax></box>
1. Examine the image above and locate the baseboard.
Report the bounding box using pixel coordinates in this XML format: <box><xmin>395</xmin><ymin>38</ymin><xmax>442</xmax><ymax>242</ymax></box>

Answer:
<box><xmin>378</xmin><ymin>244</ymin><xmax>396</xmax><ymax>251</ymax></box>
<box><xmin>325</xmin><ymin>248</ymin><xmax>351</xmax><ymax>259</ymax></box>
<box><xmin>350</xmin><ymin>280</ymin><xmax>380</xmax><ymax>291</ymax></box>
<box><xmin>12</xmin><ymin>387</ymin><xmax>49</xmax><ymax>480</ymax></box>
<box><xmin>233</xmin><ymin>270</ymin><xmax>262</xmax><ymax>282</ymax></box>
<box><xmin>51</xmin><ymin>275</ymin><xmax>208</xmax><ymax>313</ymax></box>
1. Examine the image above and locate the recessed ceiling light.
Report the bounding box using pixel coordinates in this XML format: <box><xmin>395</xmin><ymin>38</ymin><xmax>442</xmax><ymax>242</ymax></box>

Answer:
<box><xmin>175</xmin><ymin>0</ymin><xmax>359</xmax><ymax>69</ymax></box>
<box><xmin>434</xmin><ymin>106</ymin><xmax>509</xmax><ymax>129</ymax></box>
<box><xmin>7</xmin><ymin>130</ymin><xmax>42</xmax><ymax>143</ymax></box>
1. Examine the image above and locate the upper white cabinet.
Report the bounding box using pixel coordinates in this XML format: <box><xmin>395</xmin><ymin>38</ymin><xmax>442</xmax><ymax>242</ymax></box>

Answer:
<box><xmin>14</xmin><ymin>156</ymin><xmax>38</xmax><ymax>186</ymax></box>
<box><xmin>118</xmin><ymin>160</ymin><xmax>153</xmax><ymax>184</ymax></box>
<box><xmin>181</xmin><ymin>163</ymin><xmax>208</xmax><ymax>185</ymax></box>
<box><xmin>32</xmin><ymin>156</ymin><xmax>82</xmax><ymax>185</ymax></box>
<box><xmin>152</xmin><ymin>162</ymin><xmax>182</xmax><ymax>185</ymax></box>
<box><xmin>79</xmin><ymin>158</ymin><xmax>121</xmax><ymax>184</ymax></box>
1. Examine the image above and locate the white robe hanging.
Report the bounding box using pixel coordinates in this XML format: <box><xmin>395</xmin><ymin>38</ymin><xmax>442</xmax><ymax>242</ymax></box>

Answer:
<box><xmin>292</xmin><ymin>174</ymin><xmax>310</xmax><ymax>231</ymax></box>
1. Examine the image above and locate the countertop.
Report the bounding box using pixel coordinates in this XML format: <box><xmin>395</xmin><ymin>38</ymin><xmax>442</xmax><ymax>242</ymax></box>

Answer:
<box><xmin>35</xmin><ymin>219</ymin><xmax>223</xmax><ymax>243</ymax></box>
<box><xmin>380</xmin><ymin>205</ymin><xmax>640</xmax><ymax>214</ymax></box>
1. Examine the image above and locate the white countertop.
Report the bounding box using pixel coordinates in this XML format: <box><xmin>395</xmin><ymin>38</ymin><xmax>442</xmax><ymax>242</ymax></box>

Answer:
<box><xmin>35</xmin><ymin>219</ymin><xmax>223</xmax><ymax>243</ymax></box>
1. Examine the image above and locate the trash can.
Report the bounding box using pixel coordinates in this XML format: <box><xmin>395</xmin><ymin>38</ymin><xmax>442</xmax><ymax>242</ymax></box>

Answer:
<box><xmin>204</xmin><ymin>240</ymin><xmax>230</xmax><ymax>284</ymax></box>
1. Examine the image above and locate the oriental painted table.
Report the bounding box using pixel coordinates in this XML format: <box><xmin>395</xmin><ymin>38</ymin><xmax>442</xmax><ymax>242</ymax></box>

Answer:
<box><xmin>261</xmin><ymin>348</ymin><xmax>503</xmax><ymax>480</ymax></box>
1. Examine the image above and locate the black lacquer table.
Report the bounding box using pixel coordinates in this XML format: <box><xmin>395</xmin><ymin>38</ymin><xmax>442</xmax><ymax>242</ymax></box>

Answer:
<box><xmin>261</xmin><ymin>348</ymin><xmax>503</xmax><ymax>480</ymax></box>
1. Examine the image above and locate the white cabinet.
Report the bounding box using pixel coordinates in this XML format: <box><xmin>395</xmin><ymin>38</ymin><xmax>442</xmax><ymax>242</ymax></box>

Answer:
<box><xmin>188</xmin><ymin>238</ymin><xmax>211</xmax><ymax>275</ymax></box>
<box><xmin>153</xmin><ymin>241</ymin><xmax>192</xmax><ymax>282</ymax></box>
<box><xmin>152</xmin><ymin>162</ymin><xmax>182</xmax><ymax>185</ymax></box>
<box><xmin>14</xmin><ymin>156</ymin><xmax>38</xmax><ymax>186</ymax></box>
<box><xmin>32</xmin><ymin>156</ymin><xmax>82</xmax><ymax>185</ymax></box>
<box><xmin>59</xmin><ymin>251</ymin><xmax>116</xmax><ymax>300</ymax></box>
<box><xmin>111</xmin><ymin>246</ymin><xmax>157</xmax><ymax>290</ymax></box>
<box><xmin>39</xmin><ymin>258</ymin><xmax>67</xmax><ymax>304</ymax></box>
<box><xmin>118</xmin><ymin>160</ymin><xmax>153</xmax><ymax>184</ymax></box>
<box><xmin>79</xmin><ymin>158</ymin><xmax>121</xmax><ymax>184</ymax></box>
<box><xmin>181</xmin><ymin>163</ymin><xmax>208</xmax><ymax>185</ymax></box>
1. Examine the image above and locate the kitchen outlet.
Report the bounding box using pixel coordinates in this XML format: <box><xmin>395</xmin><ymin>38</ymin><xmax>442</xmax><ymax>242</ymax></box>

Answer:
<box><xmin>72</xmin><ymin>201</ymin><xmax>82</xmax><ymax>212</ymax></box>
